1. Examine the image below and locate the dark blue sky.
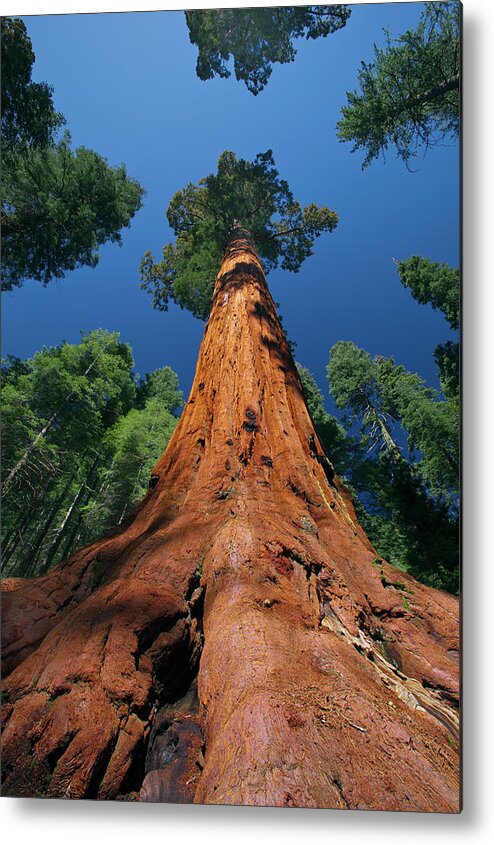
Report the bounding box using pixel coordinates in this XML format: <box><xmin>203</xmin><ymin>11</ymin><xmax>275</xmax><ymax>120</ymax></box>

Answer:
<box><xmin>2</xmin><ymin>3</ymin><xmax>460</xmax><ymax>411</ymax></box>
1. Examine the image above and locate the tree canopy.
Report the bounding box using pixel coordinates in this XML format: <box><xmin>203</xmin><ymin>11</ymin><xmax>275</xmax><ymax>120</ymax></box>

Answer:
<box><xmin>376</xmin><ymin>354</ymin><xmax>459</xmax><ymax>499</ymax></box>
<box><xmin>2</xmin><ymin>138</ymin><xmax>144</xmax><ymax>290</ymax></box>
<box><xmin>337</xmin><ymin>2</ymin><xmax>460</xmax><ymax>167</ymax></box>
<box><xmin>136</xmin><ymin>365</ymin><xmax>183</xmax><ymax>412</ymax></box>
<box><xmin>140</xmin><ymin>149</ymin><xmax>338</xmax><ymax>320</ymax></box>
<box><xmin>1</xmin><ymin>17</ymin><xmax>64</xmax><ymax>148</ymax></box>
<box><xmin>1</xmin><ymin>17</ymin><xmax>145</xmax><ymax>290</ymax></box>
<box><xmin>185</xmin><ymin>6</ymin><xmax>351</xmax><ymax>95</ymax></box>
<box><xmin>1</xmin><ymin>329</ymin><xmax>136</xmax><ymax>497</ymax></box>
<box><xmin>434</xmin><ymin>340</ymin><xmax>459</xmax><ymax>402</ymax></box>
<box><xmin>350</xmin><ymin>450</ymin><xmax>459</xmax><ymax>593</ymax></box>
<box><xmin>81</xmin><ymin>395</ymin><xmax>178</xmax><ymax>545</ymax></box>
<box><xmin>327</xmin><ymin>340</ymin><xmax>381</xmax><ymax>421</ymax></box>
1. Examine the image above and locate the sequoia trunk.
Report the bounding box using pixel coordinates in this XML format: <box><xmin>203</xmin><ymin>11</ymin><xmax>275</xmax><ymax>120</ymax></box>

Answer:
<box><xmin>1</xmin><ymin>229</ymin><xmax>460</xmax><ymax>810</ymax></box>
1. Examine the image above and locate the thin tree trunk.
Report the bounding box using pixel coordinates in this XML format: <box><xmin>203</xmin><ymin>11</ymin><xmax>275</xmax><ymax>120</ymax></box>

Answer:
<box><xmin>37</xmin><ymin>482</ymin><xmax>85</xmax><ymax>575</ymax></box>
<box><xmin>38</xmin><ymin>457</ymin><xmax>99</xmax><ymax>576</ymax></box>
<box><xmin>1</xmin><ymin>505</ymin><xmax>37</xmax><ymax>575</ymax></box>
<box><xmin>52</xmin><ymin>460</ymin><xmax>103</xmax><ymax>567</ymax></box>
<box><xmin>359</xmin><ymin>389</ymin><xmax>401</xmax><ymax>458</ymax></box>
<box><xmin>17</xmin><ymin>468</ymin><xmax>82</xmax><ymax>578</ymax></box>
<box><xmin>55</xmin><ymin>458</ymin><xmax>105</xmax><ymax>567</ymax></box>
<box><xmin>14</xmin><ymin>506</ymin><xmax>56</xmax><ymax>576</ymax></box>
<box><xmin>1</xmin><ymin>475</ymin><xmax>58</xmax><ymax>574</ymax></box>
<box><xmin>54</xmin><ymin>511</ymin><xmax>84</xmax><ymax>570</ymax></box>
<box><xmin>373</xmin><ymin>406</ymin><xmax>401</xmax><ymax>456</ymax></box>
<box><xmin>1</xmin><ymin>228</ymin><xmax>459</xmax><ymax>810</ymax></box>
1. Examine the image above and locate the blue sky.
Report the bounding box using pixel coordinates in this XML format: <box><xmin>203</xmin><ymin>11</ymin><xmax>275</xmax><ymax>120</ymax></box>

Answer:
<box><xmin>2</xmin><ymin>3</ymin><xmax>460</xmax><ymax>412</ymax></box>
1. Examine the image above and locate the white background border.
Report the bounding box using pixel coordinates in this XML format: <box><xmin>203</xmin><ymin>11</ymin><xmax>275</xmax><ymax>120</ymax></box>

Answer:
<box><xmin>1</xmin><ymin>1</ymin><xmax>492</xmax><ymax>842</ymax></box>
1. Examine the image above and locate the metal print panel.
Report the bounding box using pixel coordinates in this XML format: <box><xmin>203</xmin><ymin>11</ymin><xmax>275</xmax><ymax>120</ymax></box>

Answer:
<box><xmin>1</xmin><ymin>2</ymin><xmax>461</xmax><ymax>811</ymax></box>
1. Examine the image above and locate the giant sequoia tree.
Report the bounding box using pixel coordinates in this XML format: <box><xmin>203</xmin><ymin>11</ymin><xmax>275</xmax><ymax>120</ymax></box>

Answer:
<box><xmin>2</xmin><ymin>222</ymin><xmax>459</xmax><ymax>809</ymax></box>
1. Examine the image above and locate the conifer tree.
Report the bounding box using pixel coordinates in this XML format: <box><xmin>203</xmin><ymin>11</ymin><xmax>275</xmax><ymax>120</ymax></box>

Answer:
<box><xmin>1</xmin><ymin>336</ymin><xmax>181</xmax><ymax>578</ymax></box>
<box><xmin>327</xmin><ymin>340</ymin><xmax>458</xmax><ymax>591</ymax></box>
<box><xmin>395</xmin><ymin>255</ymin><xmax>460</xmax><ymax>400</ymax></box>
<box><xmin>337</xmin><ymin>2</ymin><xmax>460</xmax><ymax>167</ymax></box>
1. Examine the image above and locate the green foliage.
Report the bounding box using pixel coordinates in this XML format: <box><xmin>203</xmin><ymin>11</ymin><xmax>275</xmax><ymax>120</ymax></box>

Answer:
<box><xmin>326</xmin><ymin>340</ymin><xmax>459</xmax><ymax>593</ymax></box>
<box><xmin>30</xmin><ymin>330</ymin><xmax>136</xmax><ymax>434</ymax></box>
<box><xmin>1</xmin><ymin>329</ymin><xmax>135</xmax><ymax>495</ymax></box>
<box><xmin>352</xmin><ymin>454</ymin><xmax>459</xmax><ymax>592</ymax></box>
<box><xmin>395</xmin><ymin>256</ymin><xmax>459</xmax><ymax>330</ymax></box>
<box><xmin>337</xmin><ymin>2</ymin><xmax>460</xmax><ymax>167</ymax></box>
<box><xmin>327</xmin><ymin>341</ymin><xmax>400</xmax><ymax>457</ymax></box>
<box><xmin>81</xmin><ymin>397</ymin><xmax>177</xmax><ymax>540</ymax></box>
<box><xmin>434</xmin><ymin>340</ymin><xmax>459</xmax><ymax>401</ymax></box>
<box><xmin>296</xmin><ymin>363</ymin><xmax>353</xmax><ymax>477</ymax></box>
<box><xmin>136</xmin><ymin>365</ymin><xmax>183</xmax><ymax>412</ymax></box>
<box><xmin>396</xmin><ymin>255</ymin><xmax>460</xmax><ymax>403</ymax></box>
<box><xmin>2</xmin><ymin>136</ymin><xmax>144</xmax><ymax>290</ymax></box>
<box><xmin>376</xmin><ymin>355</ymin><xmax>459</xmax><ymax>498</ymax></box>
<box><xmin>296</xmin><ymin>361</ymin><xmax>458</xmax><ymax>590</ymax></box>
<box><xmin>141</xmin><ymin>150</ymin><xmax>338</xmax><ymax>320</ymax></box>
<box><xmin>327</xmin><ymin>341</ymin><xmax>380</xmax><ymax>419</ymax></box>
<box><xmin>1</xmin><ymin>17</ymin><xmax>144</xmax><ymax>289</ymax></box>
<box><xmin>1</xmin><ymin>17</ymin><xmax>64</xmax><ymax>148</ymax></box>
<box><xmin>185</xmin><ymin>6</ymin><xmax>351</xmax><ymax>95</ymax></box>
<box><xmin>1</xmin><ymin>380</ymin><xmax>57</xmax><ymax>487</ymax></box>
<box><xmin>325</xmin><ymin>248</ymin><xmax>460</xmax><ymax>593</ymax></box>
<box><xmin>1</xmin><ymin>334</ymin><xmax>180</xmax><ymax>578</ymax></box>
<box><xmin>328</xmin><ymin>341</ymin><xmax>458</xmax><ymax>499</ymax></box>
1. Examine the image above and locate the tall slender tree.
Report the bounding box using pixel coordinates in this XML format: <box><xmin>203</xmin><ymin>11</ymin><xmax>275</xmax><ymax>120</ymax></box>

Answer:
<box><xmin>2</xmin><ymin>226</ymin><xmax>458</xmax><ymax>810</ymax></box>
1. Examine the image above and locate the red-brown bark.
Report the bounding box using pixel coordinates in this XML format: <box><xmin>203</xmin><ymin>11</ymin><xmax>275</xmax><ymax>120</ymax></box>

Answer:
<box><xmin>1</xmin><ymin>230</ymin><xmax>459</xmax><ymax>810</ymax></box>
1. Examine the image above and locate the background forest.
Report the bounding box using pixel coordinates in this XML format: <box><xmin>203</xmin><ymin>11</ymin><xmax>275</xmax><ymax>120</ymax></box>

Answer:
<box><xmin>1</xmin><ymin>2</ymin><xmax>460</xmax><ymax>592</ymax></box>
